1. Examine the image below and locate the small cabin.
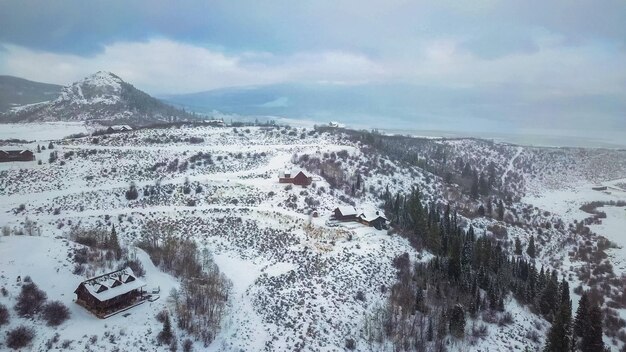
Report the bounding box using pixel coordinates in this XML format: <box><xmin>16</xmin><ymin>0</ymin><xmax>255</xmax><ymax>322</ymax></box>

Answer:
<box><xmin>279</xmin><ymin>170</ymin><xmax>313</xmax><ymax>186</ymax></box>
<box><xmin>106</xmin><ymin>125</ymin><xmax>133</xmax><ymax>133</ymax></box>
<box><xmin>333</xmin><ymin>206</ymin><xmax>358</xmax><ymax>221</ymax></box>
<box><xmin>358</xmin><ymin>210</ymin><xmax>388</xmax><ymax>230</ymax></box>
<box><xmin>74</xmin><ymin>267</ymin><xmax>146</xmax><ymax>317</ymax></box>
<box><xmin>0</xmin><ymin>150</ymin><xmax>35</xmax><ymax>162</ymax></box>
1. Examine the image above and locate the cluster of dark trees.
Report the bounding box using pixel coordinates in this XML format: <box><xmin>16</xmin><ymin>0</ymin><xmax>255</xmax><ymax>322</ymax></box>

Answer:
<box><xmin>380</xmin><ymin>185</ymin><xmax>607</xmax><ymax>349</ymax></box>
<box><xmin>138</xmin><ymin>236</ymin><xmax>230</xmax><ymax>346</ymax></box>
<box><xmin>71</xmin><ymin>225</ymin><xmax>123</xmax><ymax>260</ymax></box>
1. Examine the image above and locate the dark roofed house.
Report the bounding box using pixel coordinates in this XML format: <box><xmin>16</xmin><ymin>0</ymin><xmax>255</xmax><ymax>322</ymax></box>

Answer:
<box><xmin>74</xmin><ymin>267</ymin><xmax>146</xmax><ymax>318</ymax></box>
<box><xmin>358</xmin><ymin>210</ymin><xmax>388</xmax><ymax>230</ymax></box>
<box><xmin>279</xmin><ymin>169</ymin><xmax>313</xmax><ymax>186</ymax></box>
<box><xmin>333</xmin><ymin>206</ymin><xmax>358</xmax><ymax>221</ymax></box>
<box><xmin>0</xmin><ymin>150</ymin><xmax>35</xmax><ymax>162</ymax></box>
<box><xmin>106</xmin><ymin>125</ymin><xmax>133</xmax><ymax>133</ymax></box>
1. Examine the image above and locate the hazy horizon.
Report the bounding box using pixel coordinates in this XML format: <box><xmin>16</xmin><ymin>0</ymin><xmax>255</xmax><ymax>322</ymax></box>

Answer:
<box><xmin>1</xmin><ymin>1</ymin><xmax>625</xmax><ymax>140</ymax></box>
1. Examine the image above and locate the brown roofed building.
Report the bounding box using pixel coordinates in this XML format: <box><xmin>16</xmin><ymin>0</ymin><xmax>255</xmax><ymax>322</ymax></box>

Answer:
<box><xmin>0</xmin><ymin>150</ymin><xmax>35</xmax><ymax>162</ymax></box>
<box><xmin>279</xmin><ymin>170</ymin><xmax>313</xmax><ymax>186</ymax></box>
<box><xmin>74</xmin><ymin>267</ymin><xmax>146</xmax><ymax>317</ymax></box>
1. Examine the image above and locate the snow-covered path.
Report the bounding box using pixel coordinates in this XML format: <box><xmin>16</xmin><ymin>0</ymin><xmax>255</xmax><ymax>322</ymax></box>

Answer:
<box><xmin>501</xmin><ymin>146</ymin><xmax>523</xmax><ymax>186</ymax></box>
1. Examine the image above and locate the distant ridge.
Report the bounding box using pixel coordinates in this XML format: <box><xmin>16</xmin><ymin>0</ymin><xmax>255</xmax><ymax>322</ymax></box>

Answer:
<box><xmin>0</xmin><ymin>75</ymin><xmax>62</xmax><ymax>113</ymax></box>
<box><xmin>2</xmin><ymin>71</ymin><xmax>196</xmax><ymax>126</ymax></box>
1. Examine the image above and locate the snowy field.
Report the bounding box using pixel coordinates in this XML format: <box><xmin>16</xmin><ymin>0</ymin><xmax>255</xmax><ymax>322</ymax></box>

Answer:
<box><xmin>0</xmin><ymin>122</ymin><xmax>89</xmax><ymax>141</ymax></box>
<box><xmin>590</xmin><ymin>206</ymin><xmax>626</xmax><ymax>275</ymax></box>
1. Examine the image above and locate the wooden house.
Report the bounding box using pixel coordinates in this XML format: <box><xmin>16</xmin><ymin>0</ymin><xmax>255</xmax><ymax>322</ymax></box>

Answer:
<box><xmin>74</xmin><ymin>267</ymin><xmax>146</xmax><ymax>317</ymax></box>
<box><xmin>332</xmin><ymin>206</ymin><xmax>387</xmax><ymax>229</ymax></box>
<box><xmin>0</xmin><ymin>150</ymin><xmax>35</xmax><ymax>162</ymax></box>
<box><xmin>279</xmin><ymin>170</ymin><xmax>313</xmax><ymax>186</ymax></box>
<box><xmin>357</xmin><ymin>210</ymin><xmax>388</xmax><ymax>230</ymax></box>
<box><xmin>106</xmin><ymin>125</ymin><xmax>133</xmax><ymax>133</ymax></box>
<box><xmin>333</xmin><ymin>206</ymin><xmax>358</xmax><ymax>221</ymax></box>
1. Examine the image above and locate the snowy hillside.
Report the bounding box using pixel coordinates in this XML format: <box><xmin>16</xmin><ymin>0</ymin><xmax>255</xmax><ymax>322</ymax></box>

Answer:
<box><xmin>0</xmin><ymin>124</ymin><xmax>625</xmax><ymax>351</ymax></box>
<box><xmin>1</xmin><ymin>72</ymin><xmax>195</xmax><ymax>126</ymax></box>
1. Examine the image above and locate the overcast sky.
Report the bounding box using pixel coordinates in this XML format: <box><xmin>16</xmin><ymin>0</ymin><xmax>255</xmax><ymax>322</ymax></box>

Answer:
<box><xmin>0</xmin><ymin>0</ymin><xmax>624</xmax><ymax>134</ymax></box>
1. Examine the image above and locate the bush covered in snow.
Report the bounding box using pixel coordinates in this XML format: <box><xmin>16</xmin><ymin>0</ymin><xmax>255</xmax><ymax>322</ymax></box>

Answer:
<box><xmin>0</xmin><ymin>303</ymin><xmax>9</xmax><ymax>326</ymax></box>
<box><xmin>41</xmin><ymin>300</ymin><xmax>71</xmax><ymax>326</ymax></box>
<box><xmin>14</xmin><ymin>282</ymin><xmax>47</xmax><ymax>317</ymax></box>
<box><xmin>5</xmin><ymin>325</ymin><xmax>35</xmax><ymax>350</ymax></box>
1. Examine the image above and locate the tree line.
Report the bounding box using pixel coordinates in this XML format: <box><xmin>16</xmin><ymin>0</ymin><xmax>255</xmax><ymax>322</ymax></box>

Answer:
<box><xmin>378</xmin><ymin>185</ymin><xmax>606</xmax><ymax>350</ymax></box>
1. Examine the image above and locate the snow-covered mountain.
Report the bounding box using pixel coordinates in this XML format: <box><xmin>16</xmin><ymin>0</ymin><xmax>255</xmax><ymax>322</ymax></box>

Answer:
<box><xmin>2</xmin><ymin>71</ymin><xmax>195</xmax><ymax>125</ymax></box>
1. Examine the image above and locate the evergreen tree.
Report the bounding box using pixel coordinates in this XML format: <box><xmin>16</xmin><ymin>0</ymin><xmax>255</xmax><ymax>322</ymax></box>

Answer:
<box><xmin>574</xmin><ymin>292</ymin><xmax>590</xmax><ymax>339</ymax></box>
<box><xmin>427</xmin><ymin>317</ymin><xmax>433</xmax><ymax>341</ymax></box>
<box><xmin>581</xmin><ymin>304</ymin><xmax>604</xmax><ymax>352</ymax></box>
<box><xmin>470</xmin><ymin>172</ymin><xmax>479</xmax><ymax>199</ymax></box>
<box><xmin>109</xmin><ymin>225</ymin><xmax>122</xmax><ymax>260</ymax></box>
<box><xmin>158</xmin><ymin>312</ymin><xmax>174</xmax><ymax>345</ymax></box>
<box><xmin>497</xmin><ymin>200</ymin><xmax>505</xmax><ymax>220</ymax></box>
<box><xmin>478</xmin><ymin>172</ymin><xmax>489</xmax><ymax>196</ymax></box>
<box><xmin>544</xmin><ymin>279</ymin><xmax>572</xmax><ymax>351</ymax></box>
<box><xmin>539</xmin><ymin>270</ymin><xmax>559</xmax><ymax>320</ymax></box>
<box><xmin>514</xmin><ymin>237</ymin><xmax>523</xmax><ymax>255</ymax></box>
<box><xmin>527</xmin><ymin>236</ymin><xmax>536</xmax><ymax>258</ymax></box>
<box><xmin>449</xmin><ymin>304</ymin><xmax>465</xmax><ymax>337</ymax></box>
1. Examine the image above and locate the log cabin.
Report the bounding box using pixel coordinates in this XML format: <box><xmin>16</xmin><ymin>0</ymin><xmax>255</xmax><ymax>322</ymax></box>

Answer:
<box><xmin>279</xmin><ymin>170</ymin><xmax>313</xmax><ymax>186</ymax></box>
<box><xmin>0</xmin><ymin>150</ymin><xmax>35</xmax><ymax>162</ymax></box>
<box><xmin>74</xmin><ymin>267</ymin><xmax>146</xmax><ymax>317</ymax></box>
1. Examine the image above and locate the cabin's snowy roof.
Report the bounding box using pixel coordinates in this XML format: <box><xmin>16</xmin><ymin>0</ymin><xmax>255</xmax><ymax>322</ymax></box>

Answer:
<box><xmin>280</xmin><ymin>169</ymin><xmax>307</xmax><ymax>178</ymax></box>
<box><xmin>77</xmin><ymin>267</ymin><xmax>146</xmax><ymax>302</ymax></box>
<box><xmin>0</xmin><ymin>149</ymin><xmax>32</xmax><ymax>155</ymax></box>
<box><xmin>358</xmin><ymin>210</ymin><xmax>387</xmax><ymax>221</ymax></box>
<box><xmin>109</xmin><ymin>125</ymin><xmax>133</xmax><ymax>131</ymax></box>
<box><xmin>336</xmin><ymin>206</ymin><xmax>357</xmax><ymax>216</ymax></box>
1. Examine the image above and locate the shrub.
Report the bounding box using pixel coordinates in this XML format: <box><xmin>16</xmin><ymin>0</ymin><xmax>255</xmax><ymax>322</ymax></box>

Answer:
<box><xmin>498</xmin><ymin>312</ymin><xmax>514</xmax><ymax>326</ymax></box>
<box><xmin>157</xmin><ymin>313</ymin><xmax>174</xmax><ymax>345</ymax></box>
<box><xmin>41</xmin><ymin>301</ymin><xmax>71</xmax><ymax>326</ymax></box>
<box><xmin>6</xmin><ymin>326</ymin><xmax>35</xmax><ymax>350</ymax></box>
<box><xmin>182</xmin><ymin>338</ymin><xmax>193</xmax><ymax>352</ymax></box>
<box><xmin>156</xmin><ymin>310</ymin><xmax>168</xmax><ymax>323</ymax></box>
<box><xmin>355</xmin><ymin>291</ymin><xmax>366</xmax><ymax>302</ymax></box>
<box><xmin>0</xmin><ymin>303</ymin><xmax>9</xmax><ymax>326</ymax></box>
<box><xmin>345</xmin><ymin>338</ymin><xmax>356</xmax><ymax>350</ymax></box>
<box><xmin>125</xmin><ymin>183</ymin><xmax>139</xmax><ymax>200</ymax></box>
<box><xmin>14</xmin><ymin>282</ymin><xmax>47</xmax><ymax>317</ymax></box>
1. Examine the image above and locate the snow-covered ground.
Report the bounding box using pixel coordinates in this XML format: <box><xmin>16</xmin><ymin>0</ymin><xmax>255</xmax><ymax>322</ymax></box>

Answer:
<box><xmin>1</xmin><ymin>122</ymin><xmax>625</xmax><ymax>350</ymax></box>
<box><xmin>0</xmin><ymin>122</ymin><xmax>88</xmax><ymax>141</ymax></box>
<box><xmin>589</xmin><ymin>206</ymin><xmax>626</xmax><ymax>276</ymax></box>
<box><xmin>0</xmin><ymin>235</ymin><xmax>178</xmax><ymax>351</ymax></box>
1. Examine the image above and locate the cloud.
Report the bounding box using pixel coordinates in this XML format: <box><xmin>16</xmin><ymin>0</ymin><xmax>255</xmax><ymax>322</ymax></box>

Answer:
<box><xmin>0</xmin><ymin>1</ymin><xmax>623</xmax><ymax>135</ymax></box>
<box><xmin>0</xmin><ymin>39</ymin><xmax>388</xmax><ymax>94</ymax></box>
<box><xmin>1</xmin><ymin>35</ymin><xmax>624</xmax><ymax>102</ymax></box>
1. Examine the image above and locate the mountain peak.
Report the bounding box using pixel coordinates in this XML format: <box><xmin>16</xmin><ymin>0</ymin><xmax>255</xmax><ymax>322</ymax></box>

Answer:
<box><xmin>3</xmin><ymin>72</ymin><xmax>194</xmax><ymax>125</ymax></box>
<box><xmin>56</xmin><ymin>71</ymin><xmax>125</xmax><ymax>106</ymax></box>
<box><xmin>78</xmin><ymin>71</ymin><xmax>123</xmax><ymax>89</ymax></box>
